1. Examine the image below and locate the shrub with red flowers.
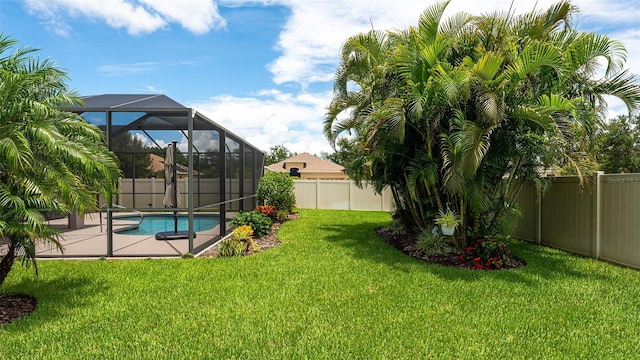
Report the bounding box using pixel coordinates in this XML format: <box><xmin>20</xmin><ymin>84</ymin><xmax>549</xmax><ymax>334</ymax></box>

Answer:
<box><xmin>458</xmin><ymin>237</ymin><xmax>514</xmax><ymax>270</ymax></box>
<box><xmin>255</xmin><ymin>205</ymin><xmax>277</xmax><ymax>221</ymax></box>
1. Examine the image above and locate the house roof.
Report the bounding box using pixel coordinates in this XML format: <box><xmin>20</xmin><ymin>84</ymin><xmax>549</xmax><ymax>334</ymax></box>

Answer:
<box><xmin>149</xmin><ymin>153</ymin><xmax>201</xmax><ymax>175</ymax></box>
<box><xmin>266</xmin><ymin>152</ymin><xmax>345</xmax><ymax>173</ymax></box>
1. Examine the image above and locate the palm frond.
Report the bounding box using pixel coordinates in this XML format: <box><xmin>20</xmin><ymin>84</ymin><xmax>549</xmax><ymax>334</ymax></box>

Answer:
<box><xmin>592</xmin><ymin>70</ymin><xmax>640</xmax><ymax>116</ymax></box>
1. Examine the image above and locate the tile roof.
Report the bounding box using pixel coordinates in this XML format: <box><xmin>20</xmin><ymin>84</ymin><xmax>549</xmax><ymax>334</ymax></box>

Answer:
<box><xmin>149</xmin><ymin>153</ymin><xmax>198</xmax><ymax>175</ymax></box>
<box><xmin>265</xmin><ymin>152</ymin><xmax>345</xmax><ymax>173</ymax></box>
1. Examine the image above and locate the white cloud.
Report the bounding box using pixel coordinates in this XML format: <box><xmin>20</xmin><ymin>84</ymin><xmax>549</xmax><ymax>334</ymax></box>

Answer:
<box><xmin>265</xmin><ymin>0</ymin><xmax>640</xmax><ymax>86</ymax></box>
<box><xmin>137</xmin><ymin>85</ymin><xmax>168</xmax><ymax>93</ymax></box>
<box><xmin>23</xmin><ymin>0</ymin><xmax>224</xmax><ymax>36</ymax></box>
<box><xmin>139</xmin><ymin>0</ymin><xmax>226</xmax><ymax>33</ymax></box>
<box><xmin>99</xmin><ymin>60</ymin><xmax>207</xmax><ymax>77</ymax></box>
<box><xmin>187</xmin><ymin>90</ymin><xmax>333</xmax><ymax>154</ymax></box>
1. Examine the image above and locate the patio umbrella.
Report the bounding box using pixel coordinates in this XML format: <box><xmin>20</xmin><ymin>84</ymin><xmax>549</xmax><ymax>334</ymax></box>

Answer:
<box><xmin>162</xmin><ymin>142</ymin><xmax>181</xmax><ymax>208</ymax></box>
<box><xmin>156</xmin><ymin>141</ymin><xmax>191</xmax><ymax>240</ymax></box>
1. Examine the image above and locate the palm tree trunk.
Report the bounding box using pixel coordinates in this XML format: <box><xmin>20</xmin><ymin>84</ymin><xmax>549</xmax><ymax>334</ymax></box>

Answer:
<box><xmin>0</xmin><ymin>242</ymin><xmax>16</xmax><ymax>287</ymax></box>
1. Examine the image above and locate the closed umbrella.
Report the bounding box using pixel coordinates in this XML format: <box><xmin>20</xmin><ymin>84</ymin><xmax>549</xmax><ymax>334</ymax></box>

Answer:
<box><xmin>156</xmin><ymin>141</ymin><xmax>190</xmax><ymax>240</ymax></box>
<box><xmin>162</xmin><ymin>142</ymin><xmax>181</xmax><ymax>208</ymax></box>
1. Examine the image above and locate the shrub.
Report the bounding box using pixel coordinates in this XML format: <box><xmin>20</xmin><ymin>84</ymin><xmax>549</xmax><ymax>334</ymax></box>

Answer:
<box><xmin>276</xmin><ymin>209</ymin><xmax>290</xmax><ymax>222</ymax></box>
<box><xmin>386</xmin><ymin>218</ymin><xmax>406</xmax><ymax>235</ymax></box>
<box><xmin>257</xmin><ymin>172</ymin><xmax>296</xmax><ymax>212</ymax></box>
<box><xmin>217</xmin><ymin>238</ymin><xmax>247</xmax><ymax>257</ymax></box>
<box><xmin>181</xmin><ymin>253</ymin><xmax>195</xmax><ymax>259</ymax></box>
<box><xmin>458</xmin><ymin>236</ymin><xmax>514</xmax><ymax>269</ymax></box>
<box><xmin>232</xmin><ymin>225</ymin><xmax>253</xmax><ymax>240</ymax></box>
<box><xmin>416</xmin><ymin>231</ymin><xmax>454</xmax><ymax>257</ymax></box>
<box><xmin>255</xmin><ymin>205</ymin><xmax>277</xmax><ymax>221</ymax></box>
<box><xmin>232</xmin><ymin>225</ymin><xmax>260</xmax><ymax>253</ymax></box>
<box><xmin>230</xmin><ymin>211</ymin><xmax>273</xmax><ymax>237</ymax></box>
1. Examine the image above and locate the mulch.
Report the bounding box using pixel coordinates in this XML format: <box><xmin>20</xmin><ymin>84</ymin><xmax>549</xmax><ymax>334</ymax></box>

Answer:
<box><xmin>197</xmin><ymin>212</ymin><xmax>300</xmax><ymax>258</ymax></box>
<box><xmin>375</xmin><ymin>226</ymin><xmax>526</xmax><ymax>270</ymax></box>
<box><xmin>0</xmin><ymin>294</ymin><xmax>37</xmax><ymax>327</ymax></box>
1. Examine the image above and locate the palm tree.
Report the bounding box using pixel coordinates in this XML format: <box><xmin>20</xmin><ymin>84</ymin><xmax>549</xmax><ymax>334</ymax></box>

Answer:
<box><xmin>324</xmin><ymin>1</ymin><xmax>640</xmax><ymax>245</ymax></box>
<box><xmin>0</xmin><ymin>34</ymin><xmax>120</xmax><ymax>286</ymax></box>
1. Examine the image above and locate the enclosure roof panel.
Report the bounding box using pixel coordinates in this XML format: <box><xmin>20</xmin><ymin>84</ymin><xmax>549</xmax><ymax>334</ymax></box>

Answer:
<box><xmin>64</xmin><ymin>94</ymin><xmax>264</xmax><ymax>154</ymax></box>
<box><xmin>76</xmin><ymin>94</ymin><xmax>187</xmax><ymax>111</ymax></box>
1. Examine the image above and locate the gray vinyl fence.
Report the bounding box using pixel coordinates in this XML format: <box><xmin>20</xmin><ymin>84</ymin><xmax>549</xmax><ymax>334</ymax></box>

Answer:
<box><xmin>293</xmin><ymin>180</ymin><xmax>393</xmax><ymax>212</ymax></box>
<box><xmin>515</xmin><ymin>173</ymin><xmax>640</xmax><ymax>269</ymax></box>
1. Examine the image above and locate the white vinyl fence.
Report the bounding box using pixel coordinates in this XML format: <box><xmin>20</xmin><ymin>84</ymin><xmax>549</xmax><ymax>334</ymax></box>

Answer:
<box><xmin>293</xmin><ymin>179</ymin><xmax>393</xmax><ymax>212</ymax></box>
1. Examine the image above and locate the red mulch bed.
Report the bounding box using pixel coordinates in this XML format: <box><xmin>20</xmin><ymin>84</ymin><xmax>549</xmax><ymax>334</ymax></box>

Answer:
<box><xmin>375</xmin><ymin>227</ymin><xmax>526</xmax><ymax>270</ymax></box>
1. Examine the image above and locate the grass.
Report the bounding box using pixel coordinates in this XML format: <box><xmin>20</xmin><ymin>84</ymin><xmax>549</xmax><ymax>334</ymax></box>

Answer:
<box><xmin>2</xmin><ymin>209</ymin><xmax>640</xmax><ymax>359</ymax></box>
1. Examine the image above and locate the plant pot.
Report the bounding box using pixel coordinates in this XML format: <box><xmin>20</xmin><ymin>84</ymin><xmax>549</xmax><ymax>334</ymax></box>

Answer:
<box><xmin>440</xmin><ymin>225</ymin><xmax>455</xmax><ymax>236</ymax></box>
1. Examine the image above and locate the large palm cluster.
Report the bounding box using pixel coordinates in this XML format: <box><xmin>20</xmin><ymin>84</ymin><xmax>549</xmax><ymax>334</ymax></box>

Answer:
<box><xmin>324</xmin><ymin>1</ymin><xmax>640</xmax><ymax>245</ymax></box>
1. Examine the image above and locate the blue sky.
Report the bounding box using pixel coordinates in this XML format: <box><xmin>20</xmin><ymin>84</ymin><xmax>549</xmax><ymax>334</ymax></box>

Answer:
<box><xmin>0</xmin><ymin>0</ymin><xmax>638</xmax><ymax>155</ymax></box>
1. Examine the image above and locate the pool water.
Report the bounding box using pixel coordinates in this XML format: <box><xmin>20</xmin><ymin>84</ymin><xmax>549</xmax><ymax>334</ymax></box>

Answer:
<box><xmin>115</xmin><ymin>214</ymin><xmax>220</xmax><ymax>236</ymax></box>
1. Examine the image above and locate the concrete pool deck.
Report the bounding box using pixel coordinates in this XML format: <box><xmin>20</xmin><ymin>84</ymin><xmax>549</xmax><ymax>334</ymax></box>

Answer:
<box><xmin>34</xmin><ymin>212</ymin><xmax>228</xmax><ymax>258</ymax></box>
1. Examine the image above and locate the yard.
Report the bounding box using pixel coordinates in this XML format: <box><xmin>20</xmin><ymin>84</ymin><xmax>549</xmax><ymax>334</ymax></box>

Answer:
<box><xmin>2</xmin><ymin>209</ymin><xmax>640</xmax><ymax>359</ymax></box>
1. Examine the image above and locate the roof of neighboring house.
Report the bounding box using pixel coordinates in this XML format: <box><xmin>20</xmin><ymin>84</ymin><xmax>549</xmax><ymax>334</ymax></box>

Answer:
<box><xmin>149</xmin><ymin>153</ymin><xmax>197</xmax><ymax>175</ymax></box>
<box><xmin>265</xmin><ymin>152</ymin><xmax>345</xmax><ymax>173</ymax></box>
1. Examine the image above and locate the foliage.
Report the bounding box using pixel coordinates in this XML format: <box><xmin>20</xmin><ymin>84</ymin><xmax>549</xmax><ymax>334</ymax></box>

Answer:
<box><xmin>255</xmin><ymin>205</ymin><xmax>277</xmax><ymax>221</ymax></box>
<box><xmin>276</xmin><ymin>209</ymin><xmax>290</xmax><ymax>222</ymax></box>
<box><xmin>598</xmin><ymin>115</ymin><xmax>640</xmax><ymax>173</ymax></box>
<box><xmin>322</xmin><ymin>137</ymin><xmax>371</xmax><ymax>180</ymax></box>
<box><xmin>110</xmin><ymin>132</ymin><xmax>154</xmax><ymax>178</ymax></box>
<box><xmin>232</xmin><ymin>225</ymin><xmax>260</xmax><ymax>253</ymax></box>
<box><xmin>229</xmin><ymin>211</ymin><xmax>273</xmax><ymax>237</ymax></box>
<box><xmin>218</xmin><ymin>225</ymin><xmax>261</xmax><ymax>256</ymax></box>
<box><xmin>458</xmin><ymin>237</ymin><xmax>515</xmax><ymax>269</ymax></box>
<box><xmin>0</xmin><ymin>34</ymin><xmax>120</xmax><ymax>286</ymax></box>
<box><xmin>217</xmin><ymin>238</ymin><xmax>247</xmax><ymax>257</ymax></box>
<box><xmin>181</xmin><ymin>253</ymin><xmax>195</xmax><ymax>259</ymax></box>
<box><xmin>257</xmin><ymin>171</ymin><xmax>296</xmax><ymax>212</ymax></box>
<box><xmin>416</xmin><ymin>231</ymin><xmax>454</xmax><ymax>257</ymax></box>
<box><xmin>386</xmin><ymin>218</ymin><xmax>407</xmax><ymax>235</ymax></box>
<box><xmin>323</xmin><ymin>1</ymin><xmax>640</xmax><ymax>247</ymax></box>
<box><xmin>232</xmin><ymin>225</ymin><xmax>254</xmax><ymax>240</ymax></box>
<box><xmin>435</xmin><ymin>209</ymin><xmax>460</xmax><ymax>227</ymax></box>
<box><xmin>264</xmin><ymin>145</ymin><xmax>296</xmax><ymax>166</ymax></box>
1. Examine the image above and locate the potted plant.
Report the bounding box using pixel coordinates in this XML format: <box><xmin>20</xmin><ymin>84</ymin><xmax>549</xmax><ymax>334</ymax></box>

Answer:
<box><xmin>435</xmin><ymin>209</ymin><xmax>460</xmax><ymax>236</ymax></box>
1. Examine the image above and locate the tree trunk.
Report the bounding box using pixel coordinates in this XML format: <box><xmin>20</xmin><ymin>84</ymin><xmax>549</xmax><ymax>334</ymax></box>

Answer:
<box><xmin>0</xmin><ymin>242</ymin><xmax>16</xmax><ymax>287</ymax></box>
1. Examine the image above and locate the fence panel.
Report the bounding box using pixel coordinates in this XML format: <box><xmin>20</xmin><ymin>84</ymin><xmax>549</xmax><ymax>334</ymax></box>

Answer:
<box><xmin>317</xmin><ymin>180</ymin><xmax>350</xmax><ymax>210</ymax></box>
<box><xmin>294</xmin><ymin>180</ymin><xmax>318</xmax><ymax>209</ymax></box>
<box><xmin>540</xmin><ymin>177</ymin><xmax>594</xmax><ymax>256</ymax></box>
<box><xmin>600</xmin><ymin>175</ymin><xmax>640</xmax><ymax>267</ymax></box>
<box><xmin>516</xmin><ymin>173</ymin><xmax>640</xmax><ymax>269</ymax></box>
<box><xmin>514</xmin><ymin>184</ymin><xmax>538</xmax><ymax>242</ymax></box>
<box><xmin>293</xmin><ymin>180</ymin><xmax>392</xmax><ymax>211</ymax></box>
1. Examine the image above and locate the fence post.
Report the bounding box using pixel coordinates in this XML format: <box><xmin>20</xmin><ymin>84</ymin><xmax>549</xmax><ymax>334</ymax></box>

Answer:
<box><xmin>537</xmin><ymin>186</ymin><xmax>542</xmax><ymax>245</ymax></box>
<box><xmin>348</xmin><ymin>180</ymin><xmax>352</xmax><ymax>210</ymax></box>
<box><xmin>315</xmin><ymin>178</ymin><xmax>320</xmax><ymax>209</ymax></box>
<box><xmin>592</xmin><ymin>171</ymin><xmax>603</xmax><ymax>259</ymax></box>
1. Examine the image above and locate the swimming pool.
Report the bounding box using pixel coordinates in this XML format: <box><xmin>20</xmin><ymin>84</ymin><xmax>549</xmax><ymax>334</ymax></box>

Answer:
<box><xmin>114</xmin><ymin>214</ymin><xmax>220</xmax><ymax>236</ymax></box>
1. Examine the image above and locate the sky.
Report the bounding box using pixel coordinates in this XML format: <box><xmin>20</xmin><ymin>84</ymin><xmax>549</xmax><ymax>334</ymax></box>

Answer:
<box><xmin>0</xmin><ymin>0</ymin><xmax>638</xmax><ymax>155</ymax></box>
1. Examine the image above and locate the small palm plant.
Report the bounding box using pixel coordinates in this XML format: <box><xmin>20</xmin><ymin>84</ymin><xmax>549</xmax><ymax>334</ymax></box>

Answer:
<box><xmin>435</xmin><ymin>209</ymin><xmax>460</xmax><ymax>236</ymax></box>
<box><xmin>0</xmin><ymin>35</ymin><xmax>120</xmax><ymax>286</ymax></box>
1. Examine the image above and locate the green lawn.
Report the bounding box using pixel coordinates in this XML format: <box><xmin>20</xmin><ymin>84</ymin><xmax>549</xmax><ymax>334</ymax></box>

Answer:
<box><xmin>2</xmin><ymin>209</ymin><xmax>640</xmax><ymax>359</ymax></box>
